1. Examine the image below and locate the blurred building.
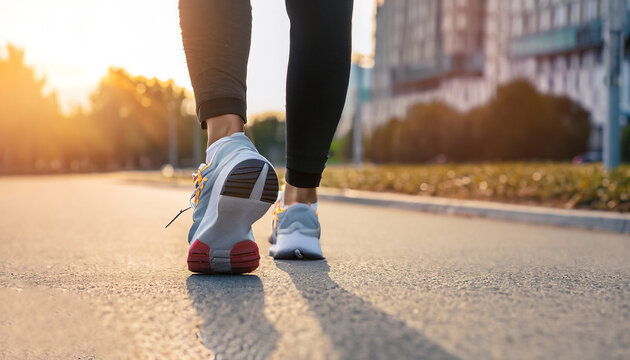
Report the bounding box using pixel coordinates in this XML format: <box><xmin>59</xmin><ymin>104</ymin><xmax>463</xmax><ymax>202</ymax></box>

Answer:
<box><xmin>364</xmin><ymin>0</ymin><xmax>630</xmax><ymax>149</ymax></box>
<box><xmin>366</xmin><ymin>0</ymin><xmax>492</xmax><ymax>131</ymax></box>
<box><xmin>503</xmin><ymin>0</ymin><xmax>630</xmax><ymax>149</ymax></box>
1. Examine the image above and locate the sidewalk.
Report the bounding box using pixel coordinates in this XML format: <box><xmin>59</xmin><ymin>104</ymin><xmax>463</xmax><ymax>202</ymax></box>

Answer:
<box><xmin>317</xmin><ymin>187</ymin><xmax>630</xmax><ymax>234</ymax></box>
<box><xmin>117</xmin><ymin>171</ymin><xmax>630</xmax><ymax>234</ymax></box>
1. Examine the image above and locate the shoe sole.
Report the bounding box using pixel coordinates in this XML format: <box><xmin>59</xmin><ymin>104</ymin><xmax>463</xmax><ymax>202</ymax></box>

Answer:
<box><xmin>188</xmin><ymin>158</ymin><xmax>278</xmax><ymax>274</ymax></box>
<box><xmin>269</xmin><ymin>232</ymin><xmax>324</xmax><ymax>260</ymax></box>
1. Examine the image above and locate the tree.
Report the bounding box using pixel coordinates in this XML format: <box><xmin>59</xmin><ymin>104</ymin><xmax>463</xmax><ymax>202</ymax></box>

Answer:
<box><xmin>245</xmin><ymin>113</ymin><xmax>285</xmax><ymax>165</ymax></box>
<box><xmin>88</xmin><ymin>68</ymin><xmax>189</xmax><ymax>169</ymax></box>
<box><xmin>366</xmin><ymin>118</ymin><xmax>403</xmax><ymax>163</ymax></box>
<box><xmin>402</xmin><ymin>102</ymin><xmax>463</xmax><ymax>162</ymax></box>
<box><xmin>0</xmin><ymin>45</ymin><xmax>62</xmax><ymax>173</ymax></box>
<box><xmin>365</xmin><ymin>79</ymin><xmax>591</xmax><ymax>163</ymax></box>
<box><xmin>478</xmin><ymin>80</ymin><xmax>590</xmax><ymax>160</ymax></box>
<box><xmin>0</xmin><ymin>46</ymin><xmax>206</xmax><ymax>173</ymax></box>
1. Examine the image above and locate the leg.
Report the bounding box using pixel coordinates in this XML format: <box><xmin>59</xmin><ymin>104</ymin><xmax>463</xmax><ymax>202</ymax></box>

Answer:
<box><xmin>270</xmin><ymin>0</ymin><xmax>352</xmax><ymax>259</ymax></box>
<box><xmin>179</xmin><ymin>0</ymin><xmax>279</xmax><ymax>273</ymax></box>
<box><xmin>179</xmin><ymin>0</ymin><xmax>251</xmax><ymax>146</ymax></box>
<box><xmin>283</xmin><ymin>0</ymin><xmax>353</xmax><ymax>203</ymax></box>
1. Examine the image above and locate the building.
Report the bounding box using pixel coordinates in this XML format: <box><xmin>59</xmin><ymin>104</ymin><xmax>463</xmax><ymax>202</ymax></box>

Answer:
<box><xmin>366</xmin><ymin>0</ymin><xmax>493</xmax><ymax>132</ymax></box>
<box><xmin>363</xmin><ymin>0</ymin><xmax>630</xmax><ymax>149</ymax></box>
<box><xmin>503</xmin><ymin>0</ymin><xmax>630</xmax><ymax>149</ymax></box>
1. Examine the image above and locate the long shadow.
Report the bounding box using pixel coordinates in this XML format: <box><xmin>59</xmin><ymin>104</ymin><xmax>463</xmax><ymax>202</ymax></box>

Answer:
<box><xmin>186</xmin><ymin>274</ymin><xmax>279</xmax><ymax>360</ymax></box>
<box><xmin>275</xmin><ymin>260</ymin><xmax>459</xmax><ymax>360</ymax></box>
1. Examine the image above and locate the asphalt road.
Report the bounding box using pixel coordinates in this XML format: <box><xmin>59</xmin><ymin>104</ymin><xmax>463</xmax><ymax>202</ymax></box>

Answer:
<box><xmin>0</xmin><ymin>174</ymin><xmax>629</xmax><ymax>360</ymax></box>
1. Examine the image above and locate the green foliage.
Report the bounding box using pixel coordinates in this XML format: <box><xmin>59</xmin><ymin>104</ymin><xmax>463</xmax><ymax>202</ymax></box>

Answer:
<box><xmin>0</xmin><ymin>45</ymin><xmax>202</xmax><ymax>173</ymax></box>
<box><xmin>367</xmin><ymin>79</ymin><xmax>591</xmax><ymax>163</ymax></box>
<box><xmin>329</xmin><ymin>128</ymin><xmax>353</xmax><ymax>164</ymax></box>
<box><xmin>475</xmin><ymin>80</ymin><xmax>590</xmax><ymax>160</ymax></box>
<box><xmin>366</xmin><ymin>117</ymin><xmax>404</xmax><ymax>163</ymax></box>
<box><xmin>319</xmin><ymin>163</ymin><xmax>630</xmax><ymax>212</ymax></box>
<box><xmin>245</xmin><ymin>113</ymin><xmax>285</xmax><ymax>165</ymax></box>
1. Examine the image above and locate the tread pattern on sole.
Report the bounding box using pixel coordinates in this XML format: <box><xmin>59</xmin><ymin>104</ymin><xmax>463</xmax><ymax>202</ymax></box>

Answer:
<box><xmin>220</xmin><ymin>158</ymin><xmax>279</xmax><ymax>204</ymax></box>
<box><xmin>261</xmin><ymin>166</ymin><xmax>279</xmax><ymax>203</ymax></box>
<box><xmin>188</xmin><ymin>239</ymin><xmax>260</xmax><ymax>274</ymax></box>
<box><xmin>229</xmin><ymin>240</ymin><xmax>261</xmax><ymax>273</ymax></box>
<box><xmin>221</xmin><ymin>159</ymin><xmax>265</xmax><ymax>199</ymax></box>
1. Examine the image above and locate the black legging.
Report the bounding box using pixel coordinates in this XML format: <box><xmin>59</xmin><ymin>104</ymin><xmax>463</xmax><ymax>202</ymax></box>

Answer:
<box><xmin>179</xmin><ymin>0</ymin><xmax>353</xmax><ymax>188</ymax></box>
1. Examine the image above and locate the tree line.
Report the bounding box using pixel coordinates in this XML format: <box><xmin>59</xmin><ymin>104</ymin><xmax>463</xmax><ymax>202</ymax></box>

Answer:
<box><xmin>0</xmin><ymin>45</ymin><xmax>203</xmax><ymax>174</ymax></box>
<box><xmin>1</xmin><ymin>44</ymin><xmax>617</xmax><ymax>174</ymax></box>
<box><xmin>364</xmin><ymin>80</ymin><xmax>593</xmax><ymax>163</ymax></box>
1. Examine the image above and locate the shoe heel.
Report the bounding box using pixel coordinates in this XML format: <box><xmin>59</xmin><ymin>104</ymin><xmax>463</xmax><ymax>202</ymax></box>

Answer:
<box><xmin>230</xmin><ymin>240</ymin><xmax>260</xmax><ymax>273</ymax></box>
<box><xmin>187</xmin><ymin>239</ymin><xmax>260</xmax><ymax>274</ymax></box>
<box><xmin>221</xmin><ymin>159</ymin><xmax>278</xmax><ymax>203</ymax></box>
<box><xmin>188</xmin><ymin>239</ymin><xmax>212</xmax><ymax>273</ymax></box>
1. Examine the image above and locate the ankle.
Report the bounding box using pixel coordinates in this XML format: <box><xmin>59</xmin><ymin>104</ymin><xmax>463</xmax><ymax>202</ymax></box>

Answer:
<box><xmin>283</xmin><ymin>183</ymin><xmax>317</xmax><ymax>206</ymax></box>
<box><xmin>205</xmin><ymin>114</ymin><xmax>244</xmax><ymax>146</ymax></box>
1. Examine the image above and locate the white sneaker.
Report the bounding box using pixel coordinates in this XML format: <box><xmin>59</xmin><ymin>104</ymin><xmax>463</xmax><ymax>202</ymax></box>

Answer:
<box><xmin>269</xmin><ymin>200</ymin><xmax>324</xmax><ymax>260</ymax></box>
<box><xmin>186</xmin><ymin>133</ymin><xmax>279</xmax><ymax>273</ymax></box>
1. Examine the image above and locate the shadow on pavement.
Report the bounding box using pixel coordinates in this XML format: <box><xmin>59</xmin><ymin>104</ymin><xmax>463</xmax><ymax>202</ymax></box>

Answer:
<box><xmin>275</xmin><ymin>260</ymin><xmax>459</xmax><ymax>360</ymax></box>
<box><xmin>186</xmin><ymin>274</ymin><xmax>279</xmax><ymax>360</ymax></box>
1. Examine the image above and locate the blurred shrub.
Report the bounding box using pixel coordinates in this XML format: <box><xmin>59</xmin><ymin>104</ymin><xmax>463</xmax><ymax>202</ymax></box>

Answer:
<box><xmin>367</xmin><ymin>79</ymin><xmax>591</xmax><ymax>163</ymax></box>
<box><xmin>329</xmin><ymin>127</ymin><xmax>353</xmax><ymax>164</ymax></box>
<box><xmin>318</xmin><ymin>163</ymin><xmax>630</xmax><ymax>212</ymax></box>
<box><xmin>245</xmin><ymin>112</ymin><xmax>285</xmax><ymax>165</ymax></box>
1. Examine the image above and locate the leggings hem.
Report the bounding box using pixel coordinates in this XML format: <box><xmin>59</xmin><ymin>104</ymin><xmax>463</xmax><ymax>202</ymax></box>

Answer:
<box><xmin>285</xmin><ymin>167</ymin><xmax>322</xmax><ymax>188</ymax></box>
<box><xmin>198</xmin><ymin>97</ymin><xmax>247</xmax><ymax>129</ymax></box>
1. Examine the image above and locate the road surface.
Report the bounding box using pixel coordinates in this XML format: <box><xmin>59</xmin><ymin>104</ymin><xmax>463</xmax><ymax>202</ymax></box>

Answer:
<box><xmin>0</xmin><ymin>174</ymin><xmax>628</xmax><ymax>359</ymax></box>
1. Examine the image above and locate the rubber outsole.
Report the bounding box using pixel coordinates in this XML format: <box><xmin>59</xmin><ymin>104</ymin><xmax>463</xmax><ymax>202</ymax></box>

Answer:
<box><xmin>269</xmin><ymin>233</ymin><xmax>324</xmax><ymax>260</ymax></box>
<box><xmin>188</xmin><ymin>239</ymin><xmax>260</xmax><ymax>274</ymax></box>
<box><xmin>270</xmin><ymin>248</ymin><xmax>324</xmax><ymax>260</ymax></box>
<box><xmin>189</xmin><ymin>157</ymin><xmax>278</xmax><ymax>274</ymax></box>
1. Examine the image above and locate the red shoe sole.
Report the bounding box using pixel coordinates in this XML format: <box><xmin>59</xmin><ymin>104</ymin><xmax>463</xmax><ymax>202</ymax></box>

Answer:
<box><xmin>187</xmin><ymin>239</ymin><xmax>260</xmax><ymax>274</ymax></box>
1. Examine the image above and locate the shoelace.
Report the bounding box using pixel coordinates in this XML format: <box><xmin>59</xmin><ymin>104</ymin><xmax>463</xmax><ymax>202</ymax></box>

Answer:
<box><xmin>164</xmin><ymin>163</ymin><xmax>208</xmax><ymax>228</ymax></box>
<box><xmin>164</xmin><ymin>206</ymin><xmax>191</xmax><ymax>228</ymax></box>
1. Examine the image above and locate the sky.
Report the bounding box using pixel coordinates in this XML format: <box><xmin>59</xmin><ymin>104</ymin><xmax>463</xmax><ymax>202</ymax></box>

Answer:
<box><xmin>0</xmin><ymin>0</ymin><xmax>376</xmax><ymax>116</ymax></box>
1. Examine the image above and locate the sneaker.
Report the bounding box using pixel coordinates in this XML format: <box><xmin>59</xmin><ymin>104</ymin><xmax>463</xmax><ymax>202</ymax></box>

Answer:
<box><xmin>187</xmin><ymin>133</ymin><xmax>279</xmax><ymax>274</ymax></box>
<box><xmin>269</xmin><ymin>201</ymin><xmax>324</xmax><ymax>260</ymax></box>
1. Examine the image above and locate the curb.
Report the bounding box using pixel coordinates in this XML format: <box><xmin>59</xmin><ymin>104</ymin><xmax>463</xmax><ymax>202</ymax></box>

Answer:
<box><xmin>317</xmin><ymin>188</ymin><xmax>630</xmax><ymax>234</ymax></box>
